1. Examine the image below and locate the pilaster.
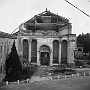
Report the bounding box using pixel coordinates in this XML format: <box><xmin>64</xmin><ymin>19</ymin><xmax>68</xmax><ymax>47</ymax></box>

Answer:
<box><xmin>59</xmin><ymin>42</ymin><xmax>61</xmax><ymax>64</ymax></box>
<box><xmin>20</xmin><ymin>38</ymin><xmax>23</xmax><ymax>62</ymax></box>
<box><xmin>37</xmin><ymin>40</ymin><xmax>40</xmax><ymax>66</ymax></box>
<box><xmin>37</xmin><ymin>51</ymin><xmax>40</xmax><ymax>66</ymax></box>
<box><xmin>67</xmin><ymin>39</ymin><xmax>70</xmax><ymax>64</ymax></box>
<box><xmin>29</xmin><ymin>39</ymin><xmax>31</xmax><ymax>63</ymax></box>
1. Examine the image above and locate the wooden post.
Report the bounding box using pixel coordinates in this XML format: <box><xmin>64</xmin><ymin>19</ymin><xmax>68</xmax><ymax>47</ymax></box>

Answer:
<box><xmin>77</xmin><ymin>73</ymin><xmax>79</xmax><ymax>77</ymax></box>
<box><xmin>51</xmin><ymin>76</ymin><xmax>52</xmax><ymax>80</ymax></box>
<box><xmin>6</xmin><ymin>81</ymin><xmax>8</xmax><ymax>85</ymax></box>
<box><xmin>65</xmin><ymin>75</ymin><xmax>66</xmax><ymax>78</ymax></box>
<box><xmin>27</xmin><ymin>79</ymin><xmax>29</xmax><ymax>83</ymax></box>
<box><xmin>72</xmin><ymin>74</ymin><xmax>74</xmax><ymax>77</ymax></box>
<box><xmin>58</xmin><ymin>75</ymin><xmax>60</xmax><ymax>79</ymax></box>
<box><xmin>84</xmin><ymin>72</ymin><xmax>85</xmax><ymax>76</ymax></box>
<box><xmin>17</xmin><ymin>80</ymin><xmax>19</xmax><ymax>84</ymax></box>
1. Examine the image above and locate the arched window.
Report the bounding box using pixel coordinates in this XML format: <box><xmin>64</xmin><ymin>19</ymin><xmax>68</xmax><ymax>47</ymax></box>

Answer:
<box><xmin>61</xmin><ymin>40</ymin><xmax>67</xmax><ymax>64</ymax></box>
<box><xmin>53</xmin><ymin>40</ymin><xmax>59</xmax><ymax>63</ymax></box>
<box><xmin>23</xmin><ymin>39</ymin><xmax>29</xmax><ymax>62</ymax></box>
<box><xmin>31</xmin><ymin>39</ymin><xmax>37</xmax><ymax>63</ymax></box>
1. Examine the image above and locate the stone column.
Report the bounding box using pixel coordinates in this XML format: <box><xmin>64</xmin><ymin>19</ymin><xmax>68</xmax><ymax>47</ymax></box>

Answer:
<box><xmin>59</xmin><ymin>43</ymin><xmax>61</xmax><ymax>64</ymax></box>
<box><xmin>28</xmin><ymin>39</ymin><xmax>31</xmax><ymax>63</ymax></box>
<box><xmin>37</xmin><ymin>51</ymin><xmax>40</xmax><ymax>66</ymax></box>
<box><xmin>50</xmin><ymin>43</ymin><xmax>53</xmax><ymax>66</ymax></box>
<box><xmin>18</xmin><ymin>37</ymin><xmax>22</xmax><ymax>52</ymax></box>
<box><xmin>37</xmin><ymin>40</ymin><xmax>40</xmax><ymax>66</ymax></box>
<box><xmin>67</xmin><ymin>40</ymin><xmax>70</xmax><ymax>64</ymax></box>
<box><xmin>20</xmin><ymin>38</ymin><xmax>23</xmax><ymax>63</ymax></box>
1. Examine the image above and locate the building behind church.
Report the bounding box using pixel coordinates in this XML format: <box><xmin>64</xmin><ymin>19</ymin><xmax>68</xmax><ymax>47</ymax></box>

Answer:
<box><xmin>0</xmin><ymin>31</ymin><xmax>16</xmax><ymax>82</ymax></box>
<box><xmin>15</xmin><ymin>9</ymin><xmax>76</xmax><ymax>66</ymax></box>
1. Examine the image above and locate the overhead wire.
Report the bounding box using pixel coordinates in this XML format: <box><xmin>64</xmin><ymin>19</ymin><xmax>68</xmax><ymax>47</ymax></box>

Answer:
<box><xmin>11</xmin><ymin>0</ymin><xmax>90</xmax><ymax>34</ymax></box>
<box><xmin>11</xmin><ymin>21</ymin><xmax>25</xmax><ymax>34</ymax></box>
<box><xmin>64</xmin><ymin>0</ymin><xmax>90</xmax><ymax>18</ymax></box>
<box><xmin>11</xmin><ymin>26</ymin><xmax>19</xmax><ymax>34</ymax></box>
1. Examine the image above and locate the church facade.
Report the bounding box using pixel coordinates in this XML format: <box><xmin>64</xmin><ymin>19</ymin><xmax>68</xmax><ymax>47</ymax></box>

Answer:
<box><xmin>16</xmin><ymin>9</ymin><xmax>76</xmax><ymax>66</ymax></box>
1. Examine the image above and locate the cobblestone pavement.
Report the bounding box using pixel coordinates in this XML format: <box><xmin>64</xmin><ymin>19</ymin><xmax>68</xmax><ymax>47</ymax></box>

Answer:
<box><xmin>0</xmin><ymin>76</ymin><xmax>90</xmax><ymax>90</ymax></box>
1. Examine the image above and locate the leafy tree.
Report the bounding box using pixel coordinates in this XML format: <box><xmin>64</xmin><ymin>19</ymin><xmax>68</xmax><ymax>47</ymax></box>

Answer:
<box><xmin>77</xmin><ymin>33</ymin><xmax>90</xmax><ymax>56</ymax></box>
<box><xmin>6</xmin><ymin>40</ymin><xmax>22</xmax><ymax>77</ymax></box>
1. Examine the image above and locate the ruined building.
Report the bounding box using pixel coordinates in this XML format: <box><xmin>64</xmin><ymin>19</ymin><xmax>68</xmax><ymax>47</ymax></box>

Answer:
<box><xmin>15</xmin><ymin>9</ymin><xmax>76</xmax><ymax>66</ymax></box>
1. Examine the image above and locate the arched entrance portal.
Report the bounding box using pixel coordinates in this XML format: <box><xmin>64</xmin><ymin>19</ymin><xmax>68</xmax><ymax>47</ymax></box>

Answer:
<box><xmin>39</xmin><ymin>45</ymin><xmax>50</xmax><ymax>66</ymax></box>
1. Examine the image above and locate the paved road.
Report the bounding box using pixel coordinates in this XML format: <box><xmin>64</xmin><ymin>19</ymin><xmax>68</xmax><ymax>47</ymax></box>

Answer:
<box><xmin>0</xmin><ymin>76</ymin><xmax>90</xmax><ymax>90</ymax></box>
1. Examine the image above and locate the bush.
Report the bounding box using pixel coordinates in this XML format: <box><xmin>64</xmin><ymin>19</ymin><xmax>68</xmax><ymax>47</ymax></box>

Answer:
<box><xmin>22</xmin><ymin>66</ymin><xmax>34</xmax><ymax>76</ymax></box>
<box><xmin>3</xmin><ymin>71</ymin><xmax>22</xmax><ymax>82</ymax></box>
<box><xmin>22</xmin><ymin>63</ymin><xmax>38</xmax><ymax>76</ymax></box>
<box><xmin>75</xmin><ymin>60</ymin><xmax>83</xmax><ymax>66</ymax></box>
<box><xmin>64</xmin><ymin>69</ymin><xmax>76</xmax><ymax>75</ymax></box>
<box><xmin>4</xmin><ymin>63</ymin><xmax>38</xmax><ymax>82</ymax></box>
<box><xmin>87</xmin><ymin>62</ymin><xmax>90</xmax><ymax>65</ymax></box>
<box><xmin>52</xmin><ymin>68</ymin><xmax>76</xmax><ymax>75</ymax></box>
<box><xmin>82</xmin><ymin>63</ymin><xmax>90</xmax><ymax>68</ymax></box>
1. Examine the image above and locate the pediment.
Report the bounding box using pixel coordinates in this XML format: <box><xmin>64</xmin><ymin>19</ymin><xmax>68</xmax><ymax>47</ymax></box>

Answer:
<box><xmin>24</xmin><ymin>10</ymin><xmax>69</xmax><ymax>32</ymax></box>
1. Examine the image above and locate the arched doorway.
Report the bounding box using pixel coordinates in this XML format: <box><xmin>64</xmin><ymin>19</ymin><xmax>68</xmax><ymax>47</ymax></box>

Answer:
<box><xmin>53</xmin><ymin>40</ymin><xmax>59</xmax><ymax>64</ymax></box>
<box><xmin>61</xmin><ymin>40</ymin><xmax>67</xmax><ymax>64</ymax></box>
<box><xmin>23</xmin><ymin>39</ymin><xmax>29</xmax><ymax>62</ymax></box>
<box><xmin>31</xmin><ymin>39</ymin><xmax>37</xmax><ymax>63</ymax></box>
<box><xmin>39</xmin><ymin>45</ymin><xmax>50</xmax><ymax>66</ymax></box>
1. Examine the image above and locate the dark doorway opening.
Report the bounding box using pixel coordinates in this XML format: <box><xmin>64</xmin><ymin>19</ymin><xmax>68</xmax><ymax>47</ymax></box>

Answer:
<box><xmin>40</xmin><ymin>52</ymin><xmax>50</xmax><ymax>66</ymax></box>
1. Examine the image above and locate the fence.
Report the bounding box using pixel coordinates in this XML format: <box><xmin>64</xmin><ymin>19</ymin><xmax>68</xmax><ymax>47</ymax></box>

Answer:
<box><xmin>4</xmin><ymin>71</ymin><xmax>90</xmax><ymax>86</ymax></box>
<box><xmin>51</xmin><ymin>72</ymin><xmax>90</xmax><ymax>80</ymax></box>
